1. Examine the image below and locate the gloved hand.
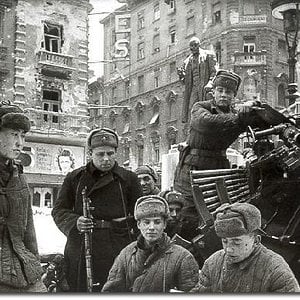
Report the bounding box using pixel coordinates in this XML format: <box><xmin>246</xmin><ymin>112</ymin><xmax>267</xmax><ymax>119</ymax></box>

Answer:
<box><xmin>238</xmin><ymin>102</ymin><xmax>263</xmax><ymax>127</ymax></box>
<box><xmin>76</xmin><ymin>216</ymin><xmax>94</xmax><ymax>233</ymax></box>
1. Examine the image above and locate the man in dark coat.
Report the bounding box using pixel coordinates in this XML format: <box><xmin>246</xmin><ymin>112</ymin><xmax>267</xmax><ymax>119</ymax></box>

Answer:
<box><xmin>191</xmin><ymin>203</ymin><xmax>300</xmax><ymax>292</ymax></box>
<box><xmin>174</xmin><ymin>69</ymin><xmax>265</xmax><ymax>240</ymax></box>
<box><xmin>177</xmin><ymin>36</ymin><xmax>217</xmax><ymax>123</ymax></box>
<box><xmin>135</xmin><ymin>165</ymin><xmax>160</xmax><ymax>196</ymax></box>
<box><xmin>52</xmin><ymin>128</ymin><xmax>143</xmax><ymax>292</ymax></box>
<box><xmin>0</xmin><ymin>101</ymin><xmax>46</xmax><ymax>292</ymax></box>
<box><xmin>102</xmin><ymin>195</ymin><xmax>199</xmax><ymax>292</ymax></box>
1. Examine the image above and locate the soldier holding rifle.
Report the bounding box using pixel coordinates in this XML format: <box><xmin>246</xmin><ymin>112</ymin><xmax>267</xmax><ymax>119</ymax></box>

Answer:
<box><xmin>52</xmin><ymin>128</ymin><xmax>143</xmax><ymax>292</ymax></box>
<box><xmin>174</xmin><ymin>69</ymin><xmax>266</xmax><ymax>240</ymax></box>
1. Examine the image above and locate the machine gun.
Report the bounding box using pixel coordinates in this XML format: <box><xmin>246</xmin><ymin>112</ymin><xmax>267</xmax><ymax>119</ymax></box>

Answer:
<box><xmin>190</xmin><ymin>103</ymin><xmax>300</xmax><ymax>280</ymax></box>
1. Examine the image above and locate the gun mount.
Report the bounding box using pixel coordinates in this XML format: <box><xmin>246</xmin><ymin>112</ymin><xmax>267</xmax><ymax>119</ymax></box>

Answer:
<box><xmin>190</xmin><ymin>102</ymin><xmax>300</xmax><ymax>281</ymax></box>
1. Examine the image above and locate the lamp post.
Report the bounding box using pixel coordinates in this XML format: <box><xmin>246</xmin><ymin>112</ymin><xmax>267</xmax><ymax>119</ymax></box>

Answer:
<box><xmin>271</xmin><ymin>0</ymin><xmax>300</xmax><ymax>107</ymax></box>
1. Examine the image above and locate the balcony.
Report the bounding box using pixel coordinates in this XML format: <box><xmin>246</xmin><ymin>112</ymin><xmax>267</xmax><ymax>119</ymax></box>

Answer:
<box><xmin>37</xmin><ymin>50</ymin><xmax>75</xmax><ymax>78</ymax></box>
<box><xmin>233</xmin><ymin>51</ymin><xmax>267</xmax><ymax>66</ymax></box>
<box><xmin>25</xmin><ymin>108</ymin><xmax>90</xmax><ymax>136</ymax></box>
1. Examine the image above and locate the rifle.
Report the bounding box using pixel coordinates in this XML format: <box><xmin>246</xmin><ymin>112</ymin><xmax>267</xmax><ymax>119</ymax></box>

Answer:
<box><xmin>81</xmin><ymin>186</ymin><xmax>94</xmax><ymax>292</ymax></box>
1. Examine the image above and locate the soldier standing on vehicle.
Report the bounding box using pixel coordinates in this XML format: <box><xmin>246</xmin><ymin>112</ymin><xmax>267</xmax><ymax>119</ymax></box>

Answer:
<box><xmin>135</xmin><ymin>165</ymin><xmax>160</xmax><ymax>196</ymax></box>
<box><xmin>191</xmin><ymin>202</ymin><xmax>300</xmax><ymax>293</ymax></box>
<box><xmin>0</xmin><ymin>101</ymin><xmax>46</xmax><ymax>292</ymax></box>
<box><xmin>174</xmin><ymin>69</ymin><xmax>265</xmax><ymax>240</ymax></box>
<box><xmin>52</xmin><ymin>128</ymin><xmax>143</xmax><ymax>292</ymax></box>
<box><xmin>177</xmin><ymin>36</ymin><xmax>217</xmax><ymax>123</ymax></box>
<box><xmin>102</xmin><ymin>195</ymin><xmax>199</xmax><ymax>292</ymax></box>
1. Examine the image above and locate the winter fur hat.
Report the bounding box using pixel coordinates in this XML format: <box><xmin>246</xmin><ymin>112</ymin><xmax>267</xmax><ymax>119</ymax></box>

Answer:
<box><xmin>87</xmin><ymin>128</ymin><xmax>119</xmax><ymax>149</ymax></box>
<box><xmin>214</xmin><ymin>202</ymin><xmax>263</xmax><ymax>238</ymax></box>
<box><xmin>134</xmin><ymin>195</ymin><xmax>170</xmax><ymax>220</ymax></box>
<box><xmin>159</xmin><ymin>190</ymin><xmax>184</xmax><ymax>208</ymax></box>
<box><xmin>212</xmin><ymin>69</ymin><xmax>241</xmax><ymax>95</ymax></box>
<box><xmin>135</xmin><ymin>165</ymin><xmax>158</xmax><ymax>182</ymax></box>
<box><xmin>0</xmin><ymin>102</ymin><xmax>30</xmax><ymax>132</ymax></box>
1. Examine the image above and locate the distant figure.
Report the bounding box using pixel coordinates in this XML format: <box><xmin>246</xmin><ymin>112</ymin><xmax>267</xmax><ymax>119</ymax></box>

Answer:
<box><xmin>191</xmin><ymin>203</ymin><xmax>300</xmax><ymax>293</ymax></box>
<box><xmin>135</xmin><ymin>165</ymin><xmax>160</xmax><ymax>196</ymax></box>
<box><xmin>177</xmin><ymin>36</ymin><xmax>217</xmax><ymax>123</ymax></box>
<box><xmin>56</xmin><ymin>148</ymin><xmax>75</xmax><ymax>175</ymax></box>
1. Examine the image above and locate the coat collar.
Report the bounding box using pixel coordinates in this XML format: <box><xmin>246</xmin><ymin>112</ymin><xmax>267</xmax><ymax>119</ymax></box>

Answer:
<box><xmin>87</xmin><ymin>161</ymin><xmax>127</xmax><ymax>181</ymax></box>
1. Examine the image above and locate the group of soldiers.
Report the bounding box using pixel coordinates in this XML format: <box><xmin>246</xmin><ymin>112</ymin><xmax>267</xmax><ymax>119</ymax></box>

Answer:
<box><xmin>0</xmin><ymin>36</ymin><xmax>299</xmax><ymax>293</ymax></box>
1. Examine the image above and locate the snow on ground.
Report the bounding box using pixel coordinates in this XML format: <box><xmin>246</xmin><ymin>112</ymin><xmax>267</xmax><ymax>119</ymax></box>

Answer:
<box><xmin>33</xmin><ymin>207</ymin><xmax>67</xmax><ymax>256</ymax></box>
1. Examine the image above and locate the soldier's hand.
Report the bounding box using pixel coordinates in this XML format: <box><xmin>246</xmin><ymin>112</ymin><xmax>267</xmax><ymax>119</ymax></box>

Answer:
<box><xmin>76</xmin><ymin>216</ymin><xmax>94</xmax><ymax>233</ymax></box>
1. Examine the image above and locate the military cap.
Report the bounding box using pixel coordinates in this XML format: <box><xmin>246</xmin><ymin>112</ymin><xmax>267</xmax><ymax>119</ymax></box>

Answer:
<box><xmin>159</xmin><ymin>190</ymin><xmax>185</xmax><ymax>208</ymax></box>
<box><xmin>87</xmin><ymin>127</ymin><xmax>119</xmax><ymax>149</ymax></box>
<box><xmin>134</xmin><ymin>195</ymin><xmax>170</xmax><ymax>220</ymax></box>
<box><xmin>135</xmin><ymin>165</ymin><xmax>158</xmax><ymax>182</ymax></box>
<box><xmin>214</xmin><ymin>202</ymin><xmax>265</xmax><ymax>238</ymax></box>
<box><xmin>0</xmin><ymin>101</ymin><xmax>31</xmax><ymax>132</ymax></box>
<box><xmin>212</xmin><ymin>69</ymin><xmax>241</xmax><ymax>94</ymax></box>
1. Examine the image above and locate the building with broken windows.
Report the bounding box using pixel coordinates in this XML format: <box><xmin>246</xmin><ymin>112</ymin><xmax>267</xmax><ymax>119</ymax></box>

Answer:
<box><xmin>96</xmin><ymin>0</ymin><xmax>288</xmax><ymax>173</ymax></box>
<box><xmin>0</xmin><ymin>0</ymin><xmax>92</xmax><ymax>208</ymax></box>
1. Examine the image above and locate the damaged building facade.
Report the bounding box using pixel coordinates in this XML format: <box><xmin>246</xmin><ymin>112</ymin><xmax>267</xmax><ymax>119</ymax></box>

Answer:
<box><xmin>0</xmin><ymin>0</ymin><xmax>91</xmax><ymax>208</ymax></box>
<box><xmin>96</xmin><ymin>0</ymin><xmax>289</xmax><ymax>172</ymax></box>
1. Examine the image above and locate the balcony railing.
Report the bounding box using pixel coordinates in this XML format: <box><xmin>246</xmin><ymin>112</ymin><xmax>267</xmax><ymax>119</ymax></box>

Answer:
<box><xmin>38</xmin><ymin>50</ymin><xmax>75</xmax><ymax>70</ymax></box>
<box><xmin>233</xmin><ymin>51</ymin><xmax>267</xmax><ymax>66</ymax></box>
<box><xmin>25</xmin><ymin>108</ymin><xmax>89</xmax><ymax>135</ymax></box>
<box><xmin>239</xmin><ymin>14</ymin><xmax>267</xmax><ymax>24</ymax></box>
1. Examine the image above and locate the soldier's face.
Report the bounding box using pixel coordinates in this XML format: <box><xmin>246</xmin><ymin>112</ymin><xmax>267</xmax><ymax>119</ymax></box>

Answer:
<box><xmin>91</xmin><ymin>145</ymin><xmax>116</xmax><ymax>172</ymax></box>
<box><xmin>213</xmin><ymin>86</ymin><xmax>235</xmax><ymax>109</ymax></box>
<box><xmin>0</xmin><ymin>128</ymin><xmax>26</xmax><ymax>160</ymax></box>
<box><xmin>168</xmin><ymin>203</ymin><xmax>182</xmax><ymax>223</ymax></box>
<box><xmin>137</xmin><ymin>174</ymin><xmax>156</xmax><ymax>195</ymax></box>
<box><xmin>222</xmin><ymin>233</ymin><xmax>256</xmax><ymax>264</ymax></box>
<box><xmin>138</xmin><ymin>216</ymin><xmax>166</xmax><ymax>246</ymax></box>
<box><xmin>189</xmin><ymin>40</ymin><xmax>200</xmax><ymax>54</ymax></box>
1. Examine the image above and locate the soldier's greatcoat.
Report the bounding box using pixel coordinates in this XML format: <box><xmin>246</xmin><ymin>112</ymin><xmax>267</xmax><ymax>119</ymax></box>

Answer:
<box><xmin>52</xmin><ymin>161</ymin><xmax>142</xmax><ymax>292</ymax></box>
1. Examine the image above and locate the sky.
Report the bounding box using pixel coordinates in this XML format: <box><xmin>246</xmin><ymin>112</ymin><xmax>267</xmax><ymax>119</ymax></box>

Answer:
<box><xmin>89</xmin><ymin>0</ymin><xmax>123</xmax><ymax>79</ymax></box>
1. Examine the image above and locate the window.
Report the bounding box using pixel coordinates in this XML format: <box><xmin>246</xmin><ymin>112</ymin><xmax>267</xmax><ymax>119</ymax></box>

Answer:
<box><xmin>170</xmin><ymin>26</ymin><xmax>176</xmax><ymax>44</ymax></box>
<box><xmin>154</xmin><ymin>3</ymin><xmax>160</xmax><ymax>21</ymax></box>
<box><xmin>154</xmin><ymin>145</ymin><xmax>160</xmax><ymax>164</ymax></box>
<box><xmin>124</xmin><ymin>146</ymin><xmax>130</xmax><ymax>162</ymax></box>
<box><xmin>153</xmin><ymin>34</ymin><xmax>160</xmax><ymax>53</ymax></box>
<box><xmin>137</xmin><ymin>11</ymin><xmax>145</xmax><ymax>30</ymax></box>
<box><xmin>169</xmin><ymin>61</ymin><xmax>176</xmax><ymax>80</ymax></box>
<box><xmin>154</xmin><ymin>76</ymin><xmax>159</xmax><ymax>88</ymax></box>
<box><xmin>0</xmin><ymin>7</ymin><xmax>5</xmax><ymax>40</ymax></box>
<box><xmin>186</xmin><ymin>16</ymin><xmax>195</xmax><ymax>36</ymax></box>
<box><xmin>137</xmin><ymin>42</ymin><xmax>145</xmax><ymax>60</ymax></box>
<box><xmin>137</xmin><ymin>145</ymin><xmax>144</xmax><ymax>166</ymax></box>
<box><xmin>149</xmin><ymin>105</ymin><xmax>159</xmax><ymax>125</ymax></box>
<box><xmin>42</xmin><ymin>90</ymin><xmax>60</xmax><ymax>124</ymax></box>
<box><xmin>215</xmin><ymin>41</ymin><xmax>221</xmax><ymax>64</ymax></box>
<box><xmin>212</xmin><ymin>2</ymin><xmax>221</xmax><ymax>24</ymax></box>
<box><xmin>243</xmin><ymin>38</ymin><xmax>255</xmax><ymax>62</ymax></box>
<box><xmin>243</xmin><ymin>0</ymin><xmax>255</xmax><ymax>15</ymax></box>
<box><xmin>278</xmin><ymin>84</ymin><xmax>286</xmax><ymax>107</ymax></box>
<box><xmin>138</xmin><ymin>75</ymin><xmax>144</xmax><ymax>93</ymax></box>
<box><xmin>43</xmin><ymin>23</ymin><xmax>63</xmax><ymax>53</ymax></box>
<box><xmin>111</xmin><ymin>29</ymin><xmax>116</xmax><ymax>46</ymax></box>
<box><xmin>278</xmin><ymin>39</ymin><xmax>287</xmax><ymax>61</ymax></box>
<box><xmin>112</xmin><ymin>86</ymin><xmax>117</xmax><ymax>103</ymax></box>
<box><xmin>170</xmin><ymin>0</ymin><xmax>176</xmax><ymax>10</ymax></box>
<box><xmin>125</xmin><ymin>80</ymin><xmax>130</xmax><ymax>98</ymax></box>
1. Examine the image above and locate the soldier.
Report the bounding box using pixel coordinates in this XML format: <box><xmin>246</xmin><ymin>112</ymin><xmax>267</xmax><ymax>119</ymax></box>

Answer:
<box><xmin>174</xmin><ymin>69</ymin><xmax>264</xmax><ymax>240</ymax></box>
<box><xmin>135</xmin><ymin>165</ymin><xmax>160</xmax><ymax>196</ymax></box>
<box><xmin>52</xmin><ymin>128</ymin><xmax>143</xmax><ymax>292</ymax></box>
<box><xmin>102</xmin><ymin>195</ymin><xmax>199</xmax><ymax>292</ymax></box>
<box><xmin>177</xmin><ymin>36</ymin><xmax>217</xmax><ymax>123</ymax></box>
<box><xmin>0</xmin><ymin>101</ymin><xmax>46</xmax><ymax>292</ymax></box>
<box><xmin>191</xmin><ymin>203</ymin><xmax>300</xmax><ymax>292</ymax></box>
<box><xmin>159</xmin><ymin>190</ymin><xmax>184</xmax><ymax>238</ymax></box>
